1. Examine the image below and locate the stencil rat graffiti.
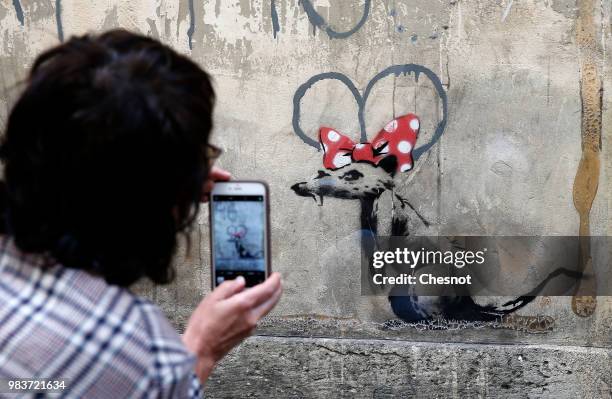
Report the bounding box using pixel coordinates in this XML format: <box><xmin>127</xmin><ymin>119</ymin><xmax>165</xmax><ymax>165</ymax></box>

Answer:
<box><xmin>213</xmin><ymin>201</ymin><xmax>265</xmax><ymax>271</ymax></box>
<box><xmin>290</xmin><ymin>65</ymin><xmax>560</xmax><ymax>323</ymax></box>
<box><xmin>227</xmin><ymin>225</ymin><xmax>262</xmax><ymax>259</ymax></box>
<box><xmin>293</xmin><ymin>114</ymin><xmax>420</xmax><ymax>206</ymax></box>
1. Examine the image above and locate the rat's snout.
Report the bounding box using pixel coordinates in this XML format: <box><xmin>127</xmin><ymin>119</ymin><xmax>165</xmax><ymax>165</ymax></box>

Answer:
<box><xmin>291</xmin><ymin>169</ymin><xmax>335</xmax><ymax>197</ymax></box>
<box><xmin>291</xmin><ymin>182</ymin><xmax>309</xmax><ymax>196</ymax></box>
<box><xmin>291</xmin><ymin>180</ymin><xmax>322</xmax><ymax>205</ymax></box>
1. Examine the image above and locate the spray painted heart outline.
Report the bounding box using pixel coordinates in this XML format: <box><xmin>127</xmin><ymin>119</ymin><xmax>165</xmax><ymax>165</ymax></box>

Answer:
<box><xmin>271</xmin><ymin>0</ymin><xmax>371</xmax><ymax>39</ymax></box>
<box><xmin>292</xmin><ymin>64</ymin><xmax>448</xmax><ymax>162</ymax></box>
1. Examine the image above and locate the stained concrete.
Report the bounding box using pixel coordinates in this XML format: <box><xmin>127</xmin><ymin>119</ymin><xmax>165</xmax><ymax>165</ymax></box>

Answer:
<box><xmin>206</xmin><ymin>336</ymin><xmax>612</xmax><ymax>398</ymax></box>
<box><xmin>0</xmin><ymin>0</ymin><xmax>611</xmax><ymax>397</ymax></box>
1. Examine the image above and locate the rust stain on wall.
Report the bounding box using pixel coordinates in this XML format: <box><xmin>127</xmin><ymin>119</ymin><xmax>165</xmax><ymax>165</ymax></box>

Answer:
<box><xmin>571</xmin><ymin>0</ymin><xmax>602</xmax><ymax>317</ymax></box>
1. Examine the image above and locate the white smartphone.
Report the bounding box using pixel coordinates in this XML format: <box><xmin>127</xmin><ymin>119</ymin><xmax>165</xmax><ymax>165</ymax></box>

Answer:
<box><xmin>209</xmin><ymin>181</ymin><xmax>270</xmax><ymax>288</ymax></box>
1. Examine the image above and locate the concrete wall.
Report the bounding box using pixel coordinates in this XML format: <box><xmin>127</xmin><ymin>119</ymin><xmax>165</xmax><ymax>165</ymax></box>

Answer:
<box><xmin>0</xmin><ymin>1</ymin><xmax>611</xmax><ymax>397</ymax></box>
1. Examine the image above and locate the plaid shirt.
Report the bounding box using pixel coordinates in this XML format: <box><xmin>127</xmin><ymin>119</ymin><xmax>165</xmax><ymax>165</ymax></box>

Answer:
<box><xmin>0</xmin><ymin>237</ymin><xmax>202</xmax><ymax>398</ymax></box>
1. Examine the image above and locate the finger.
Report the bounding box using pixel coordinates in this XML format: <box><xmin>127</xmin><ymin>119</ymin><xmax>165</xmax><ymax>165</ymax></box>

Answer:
<box><xmin>210</xmin><ymin>276</ymin><xmax>246</xmax><ymax>300</ymax></box>
<box><xmin>251</xmin><ymin>283</ymin><xmax>282</xmax><ymax>320</ymax></box>
<box><xmin>230</xmin><ymin>273</ymin><xmax>281</xmax><ymax>309</ymax></box>
<box><xmin>200</xmin><ymin>168</ymin><xmax>231</xmax><ymax>202</ymax></box>
<box><xmin>209</xmin><ymin>167</ymin><xmax>231</xmax><ymax>181</ymax></box>
<box><xmin>200</xmin><ymin>179</ymin><xmax>213</xmax><ymax>203</ymax></box>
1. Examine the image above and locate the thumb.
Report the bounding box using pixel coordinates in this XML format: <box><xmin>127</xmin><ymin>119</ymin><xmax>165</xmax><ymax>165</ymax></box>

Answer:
<box><xmin>210</xmin><ymin>276</ymin><xmax>246</xmax><ymax>300</ymax></box>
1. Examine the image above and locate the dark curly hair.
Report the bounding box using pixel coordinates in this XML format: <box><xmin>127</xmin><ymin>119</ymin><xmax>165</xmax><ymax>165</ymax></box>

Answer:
<box><xmin>0</xmin><ymin>30</ymin><xmax>215</xmax><ymax>287</ymax></box>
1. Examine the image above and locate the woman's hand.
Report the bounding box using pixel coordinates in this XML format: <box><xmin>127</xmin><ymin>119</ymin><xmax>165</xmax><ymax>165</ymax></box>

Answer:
<box><xmin>201</xmin><ymin>166</ymin><xmax>231</xmax><ymax>202</ymax></box>
<box><xmin>182</xmin><ymin>273</ymin><xmax>283</xmax><ymax>383</ymax></box>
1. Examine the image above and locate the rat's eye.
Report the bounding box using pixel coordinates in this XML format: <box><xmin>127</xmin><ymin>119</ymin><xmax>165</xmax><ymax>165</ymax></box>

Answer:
<box><xmin>372</xmin><ymin>141</ymin><xmax>389</xmax><ymax>156</ymax></box>
<box><xmin>339</xmin><ymin>170</ymin><xmax>364</xmax><ymax>181</ymax></box>
<box><xmin>315</xmin><ymin>170</ymin><xmax>331</xmax><ymax>179</ymax></box>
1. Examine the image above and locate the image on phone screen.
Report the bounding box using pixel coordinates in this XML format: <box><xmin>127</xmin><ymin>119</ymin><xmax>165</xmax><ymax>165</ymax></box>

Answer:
<box><xmin>212</xmin><ymin>195</ymin><xmax>266</xmax><ymax>287</ymax></box>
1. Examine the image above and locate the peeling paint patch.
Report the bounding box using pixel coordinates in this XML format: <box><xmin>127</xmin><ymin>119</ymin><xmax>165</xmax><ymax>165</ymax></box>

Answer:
<box><xmin>146</xmin><ymin>18</ymin><xmax>160</xmax><ymax>39</ymax></box>
<box><xmin>500</xmin><ymin>0</ymin><xmax>514</xmax><ymax>23</ymax></box>
<box><xmin>12</xmin><ymin>0</ymin><xmax>23</xmax><ymax>26</ymax></box>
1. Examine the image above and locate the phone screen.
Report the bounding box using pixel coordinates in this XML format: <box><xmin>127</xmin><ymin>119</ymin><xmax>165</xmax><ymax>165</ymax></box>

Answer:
<box><xmin>211</xmin><ymin>194</ymin><xmax>266</xmax><ymax>287</ymax></box>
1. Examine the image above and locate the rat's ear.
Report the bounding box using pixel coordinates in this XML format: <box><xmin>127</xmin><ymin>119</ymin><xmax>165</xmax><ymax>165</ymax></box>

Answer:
<box><xmin>377</xmin><ymin>156</ymin><xmax>398</xmax><ymax>175</ymax></box>
<box><xmin>362</xmin><ymin>64</ymin><xmax>448</xmax><ymax>163</ymax></box>
<box><xmin>293</xmin><ymin>73</ymin><xmax>362</xmax><ymax>151</ymax></box>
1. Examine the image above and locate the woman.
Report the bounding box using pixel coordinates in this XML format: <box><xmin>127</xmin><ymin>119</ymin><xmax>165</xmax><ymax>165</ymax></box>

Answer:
<box><xmin>0</xmin><ymin>30</ymin><xmax>282</xmax><ymax>397</ymax></box>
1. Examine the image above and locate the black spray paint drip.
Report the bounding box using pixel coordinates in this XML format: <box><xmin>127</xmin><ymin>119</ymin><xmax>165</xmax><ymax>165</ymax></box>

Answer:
<box><xmin>12</xmin><ymin>0</ymin><xmax>24</xmax><ymax>26</ymax></box>
<box><xmin>271</xmin><ymin>0</ymin><xmax>371</xmax><ymax>39</ymax></box>
<box><xmin>271</xmin><ymin>0</ymin><xmax>281</xmax><ymax>39</ymax></box>
<box><xmin>292</xmin><ymin>64</ymin><xmax>448</xmax><ymax>163</ymax></box>
<box><xmin>56</xmin><ymin>0</ymin><xmax>64</xmax><ymax>42</ymax></box>
<box><xmin>187</xmin><ymin>0</ymin><xmax>195</xmax><ymax>50</ymax></box>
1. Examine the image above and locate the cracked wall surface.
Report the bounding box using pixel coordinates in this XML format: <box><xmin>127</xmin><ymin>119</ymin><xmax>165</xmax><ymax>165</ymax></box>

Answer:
<box><xmin>0</xmin><ymin>1</ymin><xmax>611</xmax><ymax>397</ymax></box>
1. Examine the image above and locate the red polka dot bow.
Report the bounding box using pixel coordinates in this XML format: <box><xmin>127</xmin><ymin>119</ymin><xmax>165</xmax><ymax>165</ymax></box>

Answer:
<box><xmin>319</xmin><ymin>114</ymin><xmax>420</xmax><ymax>173</ymax></box>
